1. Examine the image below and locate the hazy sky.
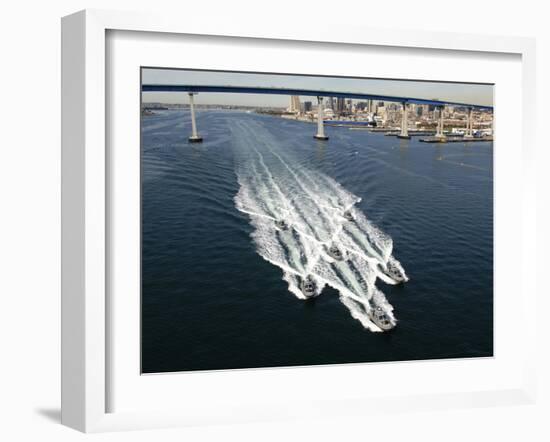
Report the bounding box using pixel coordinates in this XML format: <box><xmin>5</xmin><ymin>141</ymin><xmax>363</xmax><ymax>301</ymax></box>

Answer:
<box><xmin>141</xmin><ymin>68</ymin><xmax>493</xmax><ymax>108</ymax></box>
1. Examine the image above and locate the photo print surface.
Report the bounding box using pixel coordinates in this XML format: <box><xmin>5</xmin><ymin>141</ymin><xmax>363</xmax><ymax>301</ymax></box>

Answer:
<box><xmin>140</xmin><ymin>68</ymin><xmax>494</xmax><ymax>373</ymax></box>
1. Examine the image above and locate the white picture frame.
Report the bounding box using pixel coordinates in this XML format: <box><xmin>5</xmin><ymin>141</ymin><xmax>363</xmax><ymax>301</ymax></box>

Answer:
<box><xmin>61</xmin><ymin>9</ymin><xmax>537</xmax><ymax>433</ymax></box>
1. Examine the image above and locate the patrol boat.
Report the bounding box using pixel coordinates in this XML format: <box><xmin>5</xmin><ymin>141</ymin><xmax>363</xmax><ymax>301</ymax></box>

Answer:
<box><xmin>378</xmin><ymin>258</ymin><xmax>408</xmax><ymax>284</ymax></box>
<box><xmin>300</xmin><ymin>275</ymin><xmax>317</xmax><ymax>298</ymax></box>
<box><xmin>327</xmin><ymin>244</ymin><xmax>344</xmax><ymax>261</ymax></box>
<box><xmin>343</xmin><ymin>211</ymin><xmax>354</xmax><ymax>221</ymax></box>
<box><xmin>369</xmin><ymin>306</ymin><xmax>395</xmax><ymax>331</ymax></box>
<box><xmin>274</xmin><ymin>219</ymin><xmax>289</xmax><ymax>231</ymax></box>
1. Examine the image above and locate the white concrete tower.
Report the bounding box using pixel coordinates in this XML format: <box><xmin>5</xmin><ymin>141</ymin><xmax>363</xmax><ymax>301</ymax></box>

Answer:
<box><xmin>289</xmin><ymin>95</ymin><xmax>301</xmax><ymax>114</ymax></box>
<box><xmin>397</xmin><ymin>102</ymin><xmax>410</xmax><ymax>139</ymax></box>
<box><xmin>464</xmin><ymin>107</ymin><xmax>474</xmax><ymax>139</ymax></box>
<box><xmin>435</xmin><ymin>105</ymin><xmax>446</xmax><ymax>140</ymax></box>
<box><xmin>188</xmin><ymin>93</ymin><xmax>203</xmax><ymax>143</ymax></box>
<box><xmin>314</xmin><ymin>96</ymin><xmax>329</xmax><ymax>140</ymax></box>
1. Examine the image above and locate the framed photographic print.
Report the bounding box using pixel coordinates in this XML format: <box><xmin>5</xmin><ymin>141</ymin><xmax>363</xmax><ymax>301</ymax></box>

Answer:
<box><xmin>139</xmin><ymin>68</ymin><xmax>494</xmax><ymax>373</ymax></box>
<box><xmin>61</xmin><ymin>9</ymin><xmax>537</xmax><ymax>432</ymax></box>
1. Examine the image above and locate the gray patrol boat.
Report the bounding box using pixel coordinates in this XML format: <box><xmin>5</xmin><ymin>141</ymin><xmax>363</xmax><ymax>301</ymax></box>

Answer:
<box><xmin>343</xmin><ymin>211</ymin><xmax>354</xmax><ymax>221</ymax></box>
<box><xmin>300</xmin><ymin>275</ymin><xmax>317</xmax><ymax>298</ymax></box>
<box><xmin>369</xmin><ymin>306</ymin><xmax>396</xmax><ymax>331</ymax></box>
<box><xmin>327</xmin><ymin>244</ymin><xmax>344</xmax><ymax>261</ymax></box>
<box><xmin>274</xmin><ymin>219</ymin><xmax>289</xmax><ymax>231</ymax></box>
<box><xmin>378</xmin><ymin>259</ymin><xmax>407</xmax><ymax>284</ymax></box>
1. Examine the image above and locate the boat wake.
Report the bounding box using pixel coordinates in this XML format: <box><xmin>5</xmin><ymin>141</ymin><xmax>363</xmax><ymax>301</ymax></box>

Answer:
<box><xmin>232</xmin><ymin>118</ymin><xmax>408</xmax><ymax>331</ymax></box>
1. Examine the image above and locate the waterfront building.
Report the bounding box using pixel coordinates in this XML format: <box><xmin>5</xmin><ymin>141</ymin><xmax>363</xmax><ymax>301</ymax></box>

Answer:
<box><xmin>377</xmin><ymin>106</ymin><xmax>387</xmax><ymax>123</ymax></box>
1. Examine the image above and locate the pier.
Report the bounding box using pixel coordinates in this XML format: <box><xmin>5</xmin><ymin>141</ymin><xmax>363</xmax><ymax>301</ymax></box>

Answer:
<box><xmin>385</xmin><ymin>130</ymin><xmax>436</xmax><ymax>137</ymax></box>
<box><xmin>419</xmin><ymin>136</ymin><xmax>493</xmax><ymax>143</ymax></box>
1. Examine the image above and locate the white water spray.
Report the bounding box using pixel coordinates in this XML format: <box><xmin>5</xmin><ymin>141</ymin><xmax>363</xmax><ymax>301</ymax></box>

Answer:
<box><xmin>232</xmin><ymin>119</ymin><xmax>408</xmax><ymax>331</ymax></box>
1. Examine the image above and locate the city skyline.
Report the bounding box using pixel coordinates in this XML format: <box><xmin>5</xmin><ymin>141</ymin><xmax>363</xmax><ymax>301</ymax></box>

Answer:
<box><xmin>142</xmin><ymin>68</ymin><xmax>494</xmax><ymax>108</ymax></box>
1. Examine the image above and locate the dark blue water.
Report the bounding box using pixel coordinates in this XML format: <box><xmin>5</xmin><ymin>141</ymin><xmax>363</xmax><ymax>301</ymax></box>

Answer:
<box><xmin>141</xmin><ymin>109</ymin><xmax>493</xmax><ymax>373</ymax></box>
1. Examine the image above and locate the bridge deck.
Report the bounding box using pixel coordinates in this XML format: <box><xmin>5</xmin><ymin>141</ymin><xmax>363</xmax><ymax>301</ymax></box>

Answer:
<box><xmin>141</xmin><ymin>84</ymin><xmax>492</xmax><ymax>110</ymax></box>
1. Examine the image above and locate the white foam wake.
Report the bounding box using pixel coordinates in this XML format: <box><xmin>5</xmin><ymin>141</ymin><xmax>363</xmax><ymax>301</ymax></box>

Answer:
<box><xmin>232</xmin><ymin>118</ymin><xmax>407</xmax><ymax>331</ymax></box>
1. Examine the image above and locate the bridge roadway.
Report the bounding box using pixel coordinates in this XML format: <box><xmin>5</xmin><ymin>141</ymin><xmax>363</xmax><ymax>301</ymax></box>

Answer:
<box><xmin>141</xmin><ymin>84</ymin><xmax>493</xmax><ymax>142</ymax></box>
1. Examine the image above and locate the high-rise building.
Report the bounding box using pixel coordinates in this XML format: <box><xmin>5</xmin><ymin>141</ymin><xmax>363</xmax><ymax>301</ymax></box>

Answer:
<box><xmin>377</xmin><ymin>104</ymin><xmax>386</xmax><ymax>122</ymax></box>
<box><xmin>336</xmin><ymin>97</ymin><xmax>345</xmax><ymax>115</ymax></box>
<box><xmin>367</xmin><ymin>100</ymin><xmax>373</xmax><ymax>113</ymax></box>
<box><xmin>327</xmin><ymin>97</ymin><xmax>335</xmax><ymax>110</ymax></box>
<box><xmin>303</xmin><ymin>101</ymin><xmax>312</xmax><ymax>112</ymax></box>
<box><xmin>371</xmin><ymin>100</ymin><xmax>378</xmax><ymax>114</ymax></box>
<box><xmin>289</xmin><ymin>96</ymin><xmax>301</xmax><ymax>113</ymax></box>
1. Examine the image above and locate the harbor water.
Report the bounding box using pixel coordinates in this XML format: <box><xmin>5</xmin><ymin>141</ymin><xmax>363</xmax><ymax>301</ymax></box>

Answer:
<box><xmin>141</xmin><ymin>109</ymin><xmax>493</xmax><ymax>373</ymax></box>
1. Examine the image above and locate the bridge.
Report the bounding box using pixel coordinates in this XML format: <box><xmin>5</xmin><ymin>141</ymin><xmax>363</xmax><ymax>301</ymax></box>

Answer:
<box><xmin>141</xmin><ymin>84</ymin><xmax>493</xmax><ymax>143</ymax></box>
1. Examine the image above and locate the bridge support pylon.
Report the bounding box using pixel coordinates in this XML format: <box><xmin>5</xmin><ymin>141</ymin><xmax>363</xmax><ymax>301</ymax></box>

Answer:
<box><xmin>188</xmin><ymin>92</ymin><xmax>203</xmax><ymax>143</ymax></box>
<box><xmin>397</xmin><ymin>102</ymin><xmax>410</xmax><ymax>139</ymax></box>
<box><xmin>435</xmin><ymin>105</ymin><xmax>446</xmax><ymax>141</ymax></box>
<box><xmin>463</xmin><ymin>107</ymin><xmax>474</xmax><ymax>139</ymax></box>
<box><xmin>313</xmin><ymin>96</ymin><xmax>329</xmax><ymax>140</ymax></box>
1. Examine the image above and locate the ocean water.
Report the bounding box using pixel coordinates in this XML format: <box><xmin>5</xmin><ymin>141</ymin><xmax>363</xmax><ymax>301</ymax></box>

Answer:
<box><xmin>141</xmin><ymin>109</ymin><xmax>493</xmax><ymax>373</ymax></box>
